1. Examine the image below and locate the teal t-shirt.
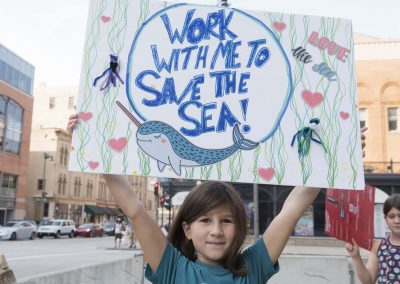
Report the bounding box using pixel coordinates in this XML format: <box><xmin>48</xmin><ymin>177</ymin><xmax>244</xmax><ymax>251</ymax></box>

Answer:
<box><xmin>145</xmin><ymin>238</ymin><xmax>279</xmax><ymax>283</ymax></box>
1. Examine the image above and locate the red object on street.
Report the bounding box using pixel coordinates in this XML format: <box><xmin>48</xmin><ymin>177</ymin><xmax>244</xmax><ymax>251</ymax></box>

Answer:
<box><xmin>74</xmin><ymin>223</ymin><xmax>103</xmax><ymax>238</ymax></box>
<box><xmin>325</xmin><ymin>184</ymin><xmax>375</xmax><ymax>250</ymax></box>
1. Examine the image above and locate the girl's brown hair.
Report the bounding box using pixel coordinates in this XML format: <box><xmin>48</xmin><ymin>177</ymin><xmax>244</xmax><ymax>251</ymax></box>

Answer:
<box><xmin>384</xmin><ymin>193</ymin><xmax>400</xmax><ymax>216</ymax></box>
<box><xmin>168</xmin><ymin>181</ymin><xmax>248</xmax><ymax>276</ymax></box>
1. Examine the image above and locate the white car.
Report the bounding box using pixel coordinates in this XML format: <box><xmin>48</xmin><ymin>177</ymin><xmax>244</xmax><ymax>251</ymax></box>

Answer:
<box><xmin>0</xmin><ymin>221</ymin><xmax>37</xmax><ymax>240</ymax></box>
<box><xmin>37</xmin><ymin>219</ymin><xmax>76</xmax><ymax>238</ymax></box>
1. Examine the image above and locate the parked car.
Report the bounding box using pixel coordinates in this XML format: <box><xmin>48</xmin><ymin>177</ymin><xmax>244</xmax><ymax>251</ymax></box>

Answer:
<box><xmin>0</xmin><ymin>221</ymin><xmax>37</xmax><ymax>240</ymax></box>
<box><xmin>25</xmin><ymin>220</ymin><xmax>38</xmax><ymax>232</ymax></box>
<box><xmin>38</xmin><ymin>219</ymin><xmax>52</xmax><ymax>227</ymax></box>
<box><xmin>102</xmin><ymin>221</ymin><xmax>115</xmax><ymax>236</ymax></box>
<box><xmin>37</xmin><ymin>219</ymin><xmax>76</xmax><ymax>238</ymax></box>
<box><xmin>75</xmin><ymin>223</ymin><xmax>103</xmax><ymax>238</ymax></box>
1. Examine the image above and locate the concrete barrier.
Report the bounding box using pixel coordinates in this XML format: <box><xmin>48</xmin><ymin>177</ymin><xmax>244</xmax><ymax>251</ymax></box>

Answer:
<box><xmin>17</xmin><ymin>251</ymin><xmax>362</xmax><ymax>284</ymax></box>
<box><xmin>18</xmin><ymin>255</ymin><xmax>146</xmax><ymax>284</ymax></box>
<box><xmin>269</xmin><ymin>255</ymin><xmax>353</xmax><ymax>284</ymax></box>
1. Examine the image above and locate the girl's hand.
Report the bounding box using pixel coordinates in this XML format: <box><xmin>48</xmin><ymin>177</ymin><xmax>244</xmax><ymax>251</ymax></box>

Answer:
<box><xmin>67</xmin><ymin>113</ymin><xmax>79</xmax><ymax>133</ymax></box>
<box><xmin>345</xmin><ymin>238</ymin><xmax>360</xmax><ymax>258</ymax></box>
<box><xmin>361</xmin><ymin>127</ymin><xmax>367</xmax><ymax>158</ymax></box>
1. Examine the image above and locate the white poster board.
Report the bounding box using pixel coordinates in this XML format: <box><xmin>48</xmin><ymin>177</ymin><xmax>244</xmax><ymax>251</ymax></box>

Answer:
<box><xmin>70</xmin><ymin>0</ymin><xmax>365</xmax><ymax>189</ymax></box>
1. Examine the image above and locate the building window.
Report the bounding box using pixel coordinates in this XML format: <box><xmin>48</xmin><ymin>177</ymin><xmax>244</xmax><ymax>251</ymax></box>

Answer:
<box><xmin>68</xmin><ymin>97</ymin><xmax>75</xmax><ymax>109</ymax></box>
<box><xmin>359</xmin><ymin>108</ymin><xmax>368</xmax><ymax>129</ymax></box>
<box><xmin>57</xmin><ymin>176</ymin><xmax>62</xmax><ymax>195</ymax></box>
<box><xmin>59</xmin><ymin>146</ymin><xmax>68</xmax><ymax>166</ymax></box>
<box><xmin>49</xmin><ymin>97</ymin><xmax>55</xmax><ymax>109</ymax></box>
<box><xmin>63</xmin><ymin>148</ymin><xmax>69</xmax><ymax>166</ymax></box>
<box><xmin>62</xmin><ymin>176</ymin><xmax>67</xmax><ymax>195</ymax></box>
<box><xmin>388</xmin><ymin>107</ymin><xmax>399</xmax><ymax>132</ymax></box>
<box><xmin>0</xmin><ymin>96</ymin><xmax>5</xmax><ymax>148</ymax></box>
<box><xmin>0</xmin><ymin>96</ymin><xmax>23</xmax><ymax>154</ymax></box>
<box><xmin>74</xmin><ymin>177</ymin><xmax>81</xmax><ymax>197</ymax></box>
<box><xmin>38</xmin><ymin>179</ymin><xmax>44</xmax><ymax>190</ymax></box>
<box><xmin>59</xmin><ymin>146</ymin><xmax>64</xmax><ymax>165</ymax></box>
<box><xmin>0</xmin><ymin>173</ymin><xmax>18</xmax><ymax>199</ymax></box>
<box><xmin>86</xmin><ymin>180</ymin><xmax>93</xmax><ymax>199</ymax></box>
<box><xmin>0</xmin><ymin>46</ymin><xmax>34</xmax><ymax>95</ymax></box>
<box><xmin>99</xmin><ymin>181</ymin><xmax>107</xmax><ymax>200</ymax></box>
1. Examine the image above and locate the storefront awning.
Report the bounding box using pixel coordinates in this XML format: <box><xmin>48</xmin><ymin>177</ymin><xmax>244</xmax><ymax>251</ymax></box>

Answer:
<box><xmin>101</xmin><ymin>207</ymin><xmax>115</xmax><ymax>215</ymax></box>
<box><xmin>84</xmin><ymin>205</ymin><xmax>124</xmax><ymax>216</ymax></box>
<box><xmin>107</xmin><ymin>207</ymin><xmax>121</xmax><ymax>216</ymax></box>
<box><xmin>84</xmin><ymin>205</ymin><xmax>106</xmax><ymax>215</ymax></box>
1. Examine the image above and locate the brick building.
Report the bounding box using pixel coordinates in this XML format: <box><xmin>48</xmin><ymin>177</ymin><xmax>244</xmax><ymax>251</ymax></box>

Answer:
<box><xmin>0</xmin><ymin>44</ymin><xmax>34</xmax><ymax>224</ymax></box>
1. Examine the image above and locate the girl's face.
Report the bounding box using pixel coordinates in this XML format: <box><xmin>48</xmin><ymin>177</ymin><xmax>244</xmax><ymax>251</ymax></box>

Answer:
<box><xmin>182</xmin><ymin>205</ymin><xmax>236</xmax><ymax>266</ymax></box>
<box><xmin>385</xmin><ymin>207</ymin><xmax>400</xmax><ymax>235</ymax></box>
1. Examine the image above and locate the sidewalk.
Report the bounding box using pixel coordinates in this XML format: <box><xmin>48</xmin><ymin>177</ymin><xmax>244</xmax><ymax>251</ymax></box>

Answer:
<box><xmin>282</xmin><ymin>236</ymin><xmax>370</xmax><ymax>258</ymax></box>
<box><xmin>242</xmin><ymin>235</ymin><xmax>370</xmax><ymax>257</ymax></box>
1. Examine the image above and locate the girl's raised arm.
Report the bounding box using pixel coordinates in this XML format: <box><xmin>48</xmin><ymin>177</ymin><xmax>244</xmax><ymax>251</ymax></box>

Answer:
<box><xmin>263</xmin><ymin>126</ymin><xmax>367</xmax><ymax>264</ymax></box>
<box><xmin>263</xmin><ymin>186</ymin><xmax>321</xmax><ymax>264</ymax></box>
<box><xmin>67</xmin><ymin>114</ymin><xmax>167</xmax><ymax>271</ymax></box>
<box><xmin>102</xmin><ymin>174</ymin><xmax>167</xmax><ymax>270</ymax></box>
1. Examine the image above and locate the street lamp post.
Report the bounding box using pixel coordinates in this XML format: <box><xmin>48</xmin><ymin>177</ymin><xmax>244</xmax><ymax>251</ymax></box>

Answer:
<box><xmin>41</xmin><ymin>153</ymin><xmax>53</xmax><ymax>219</ymax></box>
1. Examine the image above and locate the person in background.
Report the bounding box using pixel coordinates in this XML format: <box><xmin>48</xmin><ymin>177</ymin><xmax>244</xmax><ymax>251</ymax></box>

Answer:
<box><xmin>128</xmin><ymin>223</ymin><xmax>137</xmax><ymax>248</ymax></box>
<box><xmin>114</xmin><ymin>217</ymin><xmax>125</xmax><ymax>249</ymax></box>
<box><xmin>346</xmin><ymin>193</ymin><xmax>400</xmax><ymax>284</ymax></box>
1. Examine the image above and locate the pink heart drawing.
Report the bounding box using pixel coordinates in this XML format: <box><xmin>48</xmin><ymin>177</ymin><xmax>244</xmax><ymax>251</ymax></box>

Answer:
<box><xmin>273</xmin><ymin>22</ymin><xmax>286</xmax><ymax>32</ymax></box>
<box><xmin>339</xmin><ymin>111</ymin><xmax>350</xmax><ymax>120</ymax></box>
<box><xmin>79</xmin><ymin>111</ymin><xmax>93</xmax><ymax>122</ymax></box>
<box><xmin>101</xmin><ymin>15</ymin><xmax>111</xmax><ymax>23</ymax></box>
<box><xmin>301</xmin><ymin>90</ymin><xmax>324</xmax><ymax>108</ymax></box>
<box><xmin>108</xmin><ymin>137</ymin><xmax>128</xmax><ymax>152</ymax></box>
<box><xmin>88</xmin><ymin>161</ymin><xmax>99</xmax><ymax>170</ymax></box>
<box><xmin>258</xmin><ymin>167</ymin><xmax>275</xmax><ymax>182</ymax></box>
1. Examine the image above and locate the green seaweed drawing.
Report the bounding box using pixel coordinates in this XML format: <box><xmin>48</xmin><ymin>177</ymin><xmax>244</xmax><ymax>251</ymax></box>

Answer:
<box><xmin>95</xmin><ymin>87</ymin><xmax>118</xmax><ymax>173</ymax></box>
<box><xmin>76</xmin><ymin>0</ymin><xmax>106</xmax><ymax>171</ymax></box>
<box><xmin>200</xmin><ymin>165</ymin><xmax>213</xmax><ymax>180</ymax></box>
<box><xmin>317</xmin><ymin>18</ymin><xmax>344</xmax><ymax>187</ymax></box>
<box><xmin>345</xmin><ymin>23</ymin><xmax>360</xmax><ymax>189</ymax></box>
<box><xmin>228</xmin><ymin>150</ymin><xmax>243</xmax><ymax>182</ymax></box>
<box><xmin>216</xmin><ymin>162</ymin><xmax>222</xmax><ymax>180</ymax></box>
<box><xmin>252</xmin><ymin>145</ymin><xmax>261</xmax><ymax>183</ymax></box>
<box><xmin>288</xmin><ymin>15</ymin><xmax>315</xmax><ymax>184</ymax></box>
<box><xmin>137</xmin><ymin>148</ymin><xmax>151</xmax><ymax>176</ymax></box>
<box><xmin>184</xmin><ymin>168</ymin><xmax>195</xmax><ymax>179</ymax></box>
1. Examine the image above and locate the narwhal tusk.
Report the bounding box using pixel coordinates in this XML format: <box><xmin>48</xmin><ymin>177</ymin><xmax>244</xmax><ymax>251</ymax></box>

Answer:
<box><xmin>116</xmin><ymin>101</ymin><xmax>142</xmax><ymax>127</ymax></box>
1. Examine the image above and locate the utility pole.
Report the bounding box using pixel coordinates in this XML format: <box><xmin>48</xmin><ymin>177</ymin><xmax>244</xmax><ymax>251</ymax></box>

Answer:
<box><xmin>41</xmin><ymin>153</ymin><xmax>53</xmax><ymax>219</ymax></box>
<box><xmin>154</xmin><ymin>180</ymin><xmax>159</xmax><ymax>225</ymax></box>
<box><xmin>168</xmin><ymin>179</ymin><xmax>172</xmax><ymax>228</ymax></box>
<box><xmin>253</xmin><ymin>183</ymin><xmax>259</xmax><ymax>240</ymax></box>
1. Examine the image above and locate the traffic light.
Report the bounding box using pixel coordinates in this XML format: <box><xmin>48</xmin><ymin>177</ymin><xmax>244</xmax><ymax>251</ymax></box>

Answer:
<box><xmin>154</xmin><ymin>182</ymin><xmax>159</xmax><ymax>197</ymax></box>
<box><xmin>159</xmin><ymin>195</ymin><xmax>165</xmax><ymax>206</ymax></box>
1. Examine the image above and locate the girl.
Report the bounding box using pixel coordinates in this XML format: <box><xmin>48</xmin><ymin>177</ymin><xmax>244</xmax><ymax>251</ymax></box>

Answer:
<box><xmin>346</xmin><ymin>193</ymin><xmax>400</xmax><ymax>284</ymax></box>
<box><xmin>68</xmin><ymin>114</ymin><xmax>366</xmax><ymax>283</ymax></box>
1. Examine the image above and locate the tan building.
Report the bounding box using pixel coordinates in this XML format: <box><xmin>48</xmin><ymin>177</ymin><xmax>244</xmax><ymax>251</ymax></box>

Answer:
<box><xmin>0</xmin><ymin>44</ymin><xmax>34</xmax><ymax>224</ymax></box>
<box><xmin>26</xmin><ymin>84</ymin><xmax>156</xmax><ymax>224</ymax></box>
<box><xmin>354</xmin><ymin>35</ymin><xmax>400</xmax><ymax>181</ymax></box>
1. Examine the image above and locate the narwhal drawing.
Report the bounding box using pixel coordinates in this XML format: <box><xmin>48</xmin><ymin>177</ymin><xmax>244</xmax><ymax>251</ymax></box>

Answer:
<box><xmin>116</xmin><ymin>101</ymin><xmax>259</xmax><ymax>176</ymax></box>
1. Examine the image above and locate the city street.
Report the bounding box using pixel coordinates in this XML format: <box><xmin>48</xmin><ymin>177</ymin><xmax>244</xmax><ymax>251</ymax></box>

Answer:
<box><xmin>0</xmin><ymin>235</ymin><xmax>143</xmax><ymax>282</ymax></box>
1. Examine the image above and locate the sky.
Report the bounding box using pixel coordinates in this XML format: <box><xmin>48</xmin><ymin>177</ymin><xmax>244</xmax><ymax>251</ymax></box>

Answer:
<box><xmin>1</xmin><ymin>0</ymin><xmax>399</xmax><ymax>88</ymax></box>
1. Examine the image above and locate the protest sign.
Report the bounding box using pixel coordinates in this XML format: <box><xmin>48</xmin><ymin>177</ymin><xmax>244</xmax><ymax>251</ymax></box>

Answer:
<box><xmin>325</xmin><ymin>184</ymin><xmax>375</xmax><ymax>250</ymax></box>
<box><xmin>70</xmin><ymin>0</ymin><xmax>364</xmax><ymax>189</ymax></box>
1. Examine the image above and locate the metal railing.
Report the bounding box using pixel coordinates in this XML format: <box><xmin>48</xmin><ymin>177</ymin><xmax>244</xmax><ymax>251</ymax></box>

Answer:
<box><xmin>363</xmin><ymin>160</ymin><xmax>400</xmax><ymax>174</ymax></box>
